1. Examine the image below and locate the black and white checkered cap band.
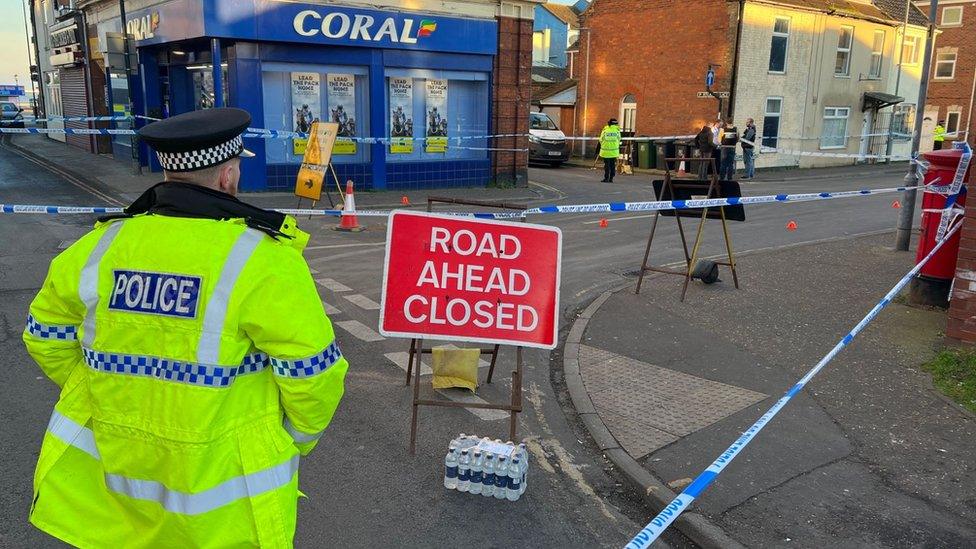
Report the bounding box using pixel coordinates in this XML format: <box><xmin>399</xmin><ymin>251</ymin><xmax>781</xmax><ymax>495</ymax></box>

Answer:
<box><xmin>156</xmin><ymin>135</ymin><xmax>244</xmax><ymax>172</ymax></box>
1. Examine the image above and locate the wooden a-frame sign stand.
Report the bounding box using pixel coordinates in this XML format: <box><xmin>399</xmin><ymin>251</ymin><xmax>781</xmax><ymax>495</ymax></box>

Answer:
<box><xmin>404</xmin><ymin>197</ymin><xmax>529</xmax><ymax>455</ymax></box>
<box><xmin>634</xmin><ymin>156</ymin><xmax>740</xmax><ymax>301</ymax></box>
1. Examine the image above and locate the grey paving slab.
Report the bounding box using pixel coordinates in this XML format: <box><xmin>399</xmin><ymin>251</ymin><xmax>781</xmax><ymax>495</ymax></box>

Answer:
<box><xmin>580</xmin><ymin>345</ymin><xmax>767</xmax><ymax>444</ymax></box>
<box><xmin>594</xmin><ymin>406</ymin><xmax>678</xmax><ymax>459</ymax></box>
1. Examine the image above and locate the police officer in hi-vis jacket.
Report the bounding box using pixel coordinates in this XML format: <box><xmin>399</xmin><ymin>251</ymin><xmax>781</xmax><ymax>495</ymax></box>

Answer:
<box><xmin>24</xmin><ymin>108</ymin><xmax>348</xmax><ymax>548</ymax></box>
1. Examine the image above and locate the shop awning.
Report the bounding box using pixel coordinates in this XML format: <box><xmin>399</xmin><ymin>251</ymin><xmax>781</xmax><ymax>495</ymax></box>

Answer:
<box><xmin>862</xmin><ymin>91</ymin><xmax>903</xmax><ymax>111</ymax></box>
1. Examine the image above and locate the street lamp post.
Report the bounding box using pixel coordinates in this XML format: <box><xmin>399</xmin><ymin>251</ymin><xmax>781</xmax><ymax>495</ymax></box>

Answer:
<box><xmin>894</xmin><ymin>0</ymin><xmax>939</xmax><ymax>251</ymax></box>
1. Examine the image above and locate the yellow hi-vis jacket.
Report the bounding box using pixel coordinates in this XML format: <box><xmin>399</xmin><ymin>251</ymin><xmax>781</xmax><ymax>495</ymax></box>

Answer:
<box><xmin>934</xmin><ymin>124</ymin><xmax>947</xmax><ymax>142</ymax></box>
<box><xmin>599</xmin><ymin>124</ymin><xmax>622</xmax><ymax>158</ymax></box>
<box><xmin>23</xmin><ymin>199</ymin><xmax>348</xmax><ymax>548</ymax></box>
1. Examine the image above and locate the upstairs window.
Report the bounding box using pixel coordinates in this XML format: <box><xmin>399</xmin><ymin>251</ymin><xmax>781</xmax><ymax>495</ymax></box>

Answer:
<box><xmin>935</xmin><ymin>50</ymin><xmax>957</xmax><ymax>79</ymax></box>
<box><xmin>901</xmin><ymin>35</ymin><xmax>920</xmax><ymax>65</ymax></box>
<box><xmin>769</xmin><ymin>18</ymin><xmax>790</xmax><ymax>73</ymax></box>
<box><xmin>835</xmin><ymin>26</ymin><xmax>854</xmax><ymax>76</ymax></box>
<box><xmin>942</xmin><ymin>6</ymin><xmax>963</xmax><ymax>26</ymax></box>
<box><xmin>869</xmin><ymin>30</ymin><xmax>885</xmax><ymax>78</ymax></box>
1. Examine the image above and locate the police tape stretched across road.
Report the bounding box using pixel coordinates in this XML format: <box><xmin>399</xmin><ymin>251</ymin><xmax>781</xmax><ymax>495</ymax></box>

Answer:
<box><xmin>623</xmin><ymin>216</ymin><xmax>964</xmax><ymax>549</ymax></box>
<box><xmin>0</xmin><ymin>183</ymin><xmax>951</xmax><ymax>218</ymax></box>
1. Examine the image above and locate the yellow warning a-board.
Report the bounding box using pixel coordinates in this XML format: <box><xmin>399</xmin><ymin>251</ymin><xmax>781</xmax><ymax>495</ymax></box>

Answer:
<box><xmin>295</xmin><ymin>122</ymin><xmax>338</xmax><ymax>201</ymax></box>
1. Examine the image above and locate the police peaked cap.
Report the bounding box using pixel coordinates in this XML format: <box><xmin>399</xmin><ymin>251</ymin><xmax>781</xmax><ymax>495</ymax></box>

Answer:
<box><xmin>138</xmin><ymin>108</ymin><xmax>255</xmax><ymax>172</ymax></box>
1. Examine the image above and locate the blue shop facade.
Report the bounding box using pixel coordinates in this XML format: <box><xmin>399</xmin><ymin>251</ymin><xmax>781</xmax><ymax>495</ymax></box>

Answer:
<box><xmin>110</xmin><ymin>0</ymin><xmax>500</xmax><ymax>191</ymax></box>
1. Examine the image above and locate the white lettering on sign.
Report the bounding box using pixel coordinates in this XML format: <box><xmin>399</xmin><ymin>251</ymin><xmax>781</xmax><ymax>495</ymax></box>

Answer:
<box><xmin>126</xmin><ymin>12</ymin><xmax>159</xmax><ymax>41</ymax></box>
<box><xmin>293</xmin><ymin>10</ymin><xmax>424</xmax><ymax>44</ymax></box>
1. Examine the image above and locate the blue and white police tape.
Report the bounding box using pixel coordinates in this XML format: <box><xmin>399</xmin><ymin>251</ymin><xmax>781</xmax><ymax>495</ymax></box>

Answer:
<box><xmin>623</xmin><ymin>216</ymin><xmax>963</xmax><ymax>549</ymax></box>
<box><xmin>936</xmin><ymin>142</ymin><xmax>972</xmax><ymax>240</ymax></box>
<box><xmin>0</xmin><ymin>127</ymin><xmax>137</xmax><ymax>136</ymax></box>
<box><xmin>1</xmin><ymin>184</ymin><xmax>950</xmax><ymax>218</ymax></box>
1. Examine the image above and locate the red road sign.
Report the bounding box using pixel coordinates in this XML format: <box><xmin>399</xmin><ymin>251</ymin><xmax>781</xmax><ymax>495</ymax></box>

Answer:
<box><xmin>380</xmin><ymin>211</ymin><xmax>562</xmax><ymax>349</ymax></box>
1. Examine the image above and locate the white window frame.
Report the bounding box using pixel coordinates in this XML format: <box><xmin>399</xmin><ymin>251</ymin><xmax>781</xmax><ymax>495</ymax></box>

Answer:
<box><xmin>942</xmin><ymin>6</ymin><xmax>964</xmax><ymax>27</ymax></box>
<box><xmin>835</xmin><ymin>26</ymin><xmax>854</xmax><ymax>77</ymax></box>
<box><xmin>901</xmin><ymin>34</ymin><xmax>921</xmax><ymax>66</ymax></box>
<box><xmin>869</xmin><ymin>30</ymin><xmax>885</xmax><ymax>79</ymax></box>
<box><xmin>762</xmin><ymin>96</ymin><xmax>783</xmax><ymax>148</ymax></box>
<box><xmin>946</xmin><ymin>109</ymin><xmax>962</xmax><ymax>136</ymax></box>
<box><xmin>769</xmin><ymin>17</ymin><xmax>790</xmax><ymax>74</ymax></box>
<box><xmin>821</xmin><ymin>107</ymin><xmax>850</xmax><ymax>149</ymax></box>
<box><xmin>620</xmin><ymin>94</ymin><xmax>637</xmax><ymax>133</ymax></box>
<box><xmin>934</xmin><ymin>50</ymin><xmax>957</xmax><ymax>80</ymax></box>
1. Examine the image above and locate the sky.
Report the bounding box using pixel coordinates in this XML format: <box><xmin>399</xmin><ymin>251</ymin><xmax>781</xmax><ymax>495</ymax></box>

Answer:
<box><xmin>0</xmin><ymin>0</ymin><xmax>34</xmax><ymax>98</ymax></box>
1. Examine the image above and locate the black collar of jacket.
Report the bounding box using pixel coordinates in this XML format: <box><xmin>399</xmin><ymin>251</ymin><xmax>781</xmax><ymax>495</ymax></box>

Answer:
<box><xmin>99</xmin><ymin>181</ymin><xmax>291</xmax><ymax>239</ymax></box>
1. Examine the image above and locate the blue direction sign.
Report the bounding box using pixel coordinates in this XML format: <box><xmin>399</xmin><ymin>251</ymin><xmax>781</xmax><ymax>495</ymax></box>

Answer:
<box><xmin>705</xmin><ymin>69</ymin><xmax>715</xmax><ymax>88</ymax></box>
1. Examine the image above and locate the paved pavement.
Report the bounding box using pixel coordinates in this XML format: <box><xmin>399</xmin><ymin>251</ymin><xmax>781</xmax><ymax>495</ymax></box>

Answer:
<box><xmin>0</xmin><ymin>133</ymin><xmax>935</xmax><ymax>548</ymax></box>
<box><xmin>571</xmin><ymin>232</ymin><xmax>976</xmax><ymax>547</ymax></box>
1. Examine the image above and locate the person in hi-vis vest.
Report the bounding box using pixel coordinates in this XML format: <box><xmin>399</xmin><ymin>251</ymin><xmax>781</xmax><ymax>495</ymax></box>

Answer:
<box><xmin>599</xmin><ymin>118</ymin><xmax>622</xmax><ymax>183</ymax></box>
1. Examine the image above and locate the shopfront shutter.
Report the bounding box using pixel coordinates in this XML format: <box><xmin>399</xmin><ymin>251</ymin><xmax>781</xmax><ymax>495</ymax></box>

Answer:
<box><xmin>60</xmin><ymin>66</ymin><xmax>93</xmax><ymax>152</ymax></box>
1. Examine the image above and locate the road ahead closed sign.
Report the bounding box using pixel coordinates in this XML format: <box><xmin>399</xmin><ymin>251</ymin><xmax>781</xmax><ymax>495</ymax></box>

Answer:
<box><xmin>380</xmin><ymin>211</ymin><xmax>562</xmax><ymax>349</ymax></box>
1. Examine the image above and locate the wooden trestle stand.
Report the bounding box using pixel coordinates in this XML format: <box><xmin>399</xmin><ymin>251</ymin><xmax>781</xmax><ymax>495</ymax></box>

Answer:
<box><xmin>405</xmin><ymin>197</ymin><xmax>529</xmax><ymax>455</ymax></box>
<box><xmin>635</xmin><ymin>156</ymin><xmax>742</xmax><ymax>301</ymax></box>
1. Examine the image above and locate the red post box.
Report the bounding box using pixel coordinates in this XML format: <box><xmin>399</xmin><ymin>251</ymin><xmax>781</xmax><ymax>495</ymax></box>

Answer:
<box><xmin>910</xmin><ymin>147</ymin><xmax>972</xmax><ymax>307</ymax></box>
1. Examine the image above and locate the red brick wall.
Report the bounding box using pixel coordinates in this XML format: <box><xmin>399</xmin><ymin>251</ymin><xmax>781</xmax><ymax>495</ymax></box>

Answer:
<box><xmin>925</xmin><ymin>2</ymin><xmax>976</xmax><ymax>147</ymax></box>
<box><xmin>492</xmin><ymin>16</ymin><xmax>532</xmax><ymax>186</ymax></box>
<box><xmin>575</xmin><ymin>0</ymin><xmax>737</xmax><ymax>155</ymax></box>
<box><xmin>947</xmin><ymin>162</ymin><xmax>976</xmax><ymax>342</ymax></box>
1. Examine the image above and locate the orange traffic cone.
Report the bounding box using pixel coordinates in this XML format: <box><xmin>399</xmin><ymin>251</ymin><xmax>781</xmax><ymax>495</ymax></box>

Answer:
<box><xmin>599</xmin><ymin>218</ymin><xmax>609</xmax><ymax>228</ymax></box>
<box><xmin>401</xmin><ymin>196</ymin><xmax>410</xmax><ymax>206</ymax></box>
<box><xmin>335</xmin><ymin>180</ymin><xmax>365</xmax><ymax>232</ymax></box>
<box><xmin>786</xmin><ymin>220</ymin><xmax>797</xmax><ymax>232</ymax></box>
<box><xmin>892</xmin><ymin>200</ymin><xmax>901</xmax><ymax>209</ymax></box>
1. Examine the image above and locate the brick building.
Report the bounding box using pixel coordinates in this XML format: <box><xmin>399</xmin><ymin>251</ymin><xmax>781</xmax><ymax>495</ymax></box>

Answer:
<box><xmin>576</xmin><ymin>0</ymin><xmax>929</xmax><ymax>167</ymax></box>
<box><xmin>916</xmin><ymin>0</ymin><xmax>976</xmax><ymax>148</ymax></box>
<box><xmin>32</xmin><ymin>0</ymin><xmax>539</xmax><ymax>190</ymax></box>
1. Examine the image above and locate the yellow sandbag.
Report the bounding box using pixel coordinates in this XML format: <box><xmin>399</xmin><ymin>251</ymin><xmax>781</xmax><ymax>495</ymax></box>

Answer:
<box><xmin>431</xmin><ymin>346</ymin><xmax>480</xmax><ymax>392</ymax></box>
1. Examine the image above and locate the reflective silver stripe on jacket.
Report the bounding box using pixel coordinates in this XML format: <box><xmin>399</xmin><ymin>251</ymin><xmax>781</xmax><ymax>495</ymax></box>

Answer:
<box><xmin>44</xmin><ymin>409</ymin><xmax>299</xmax><ymax>515</ymax></box>
<box><xmin>47</xmin><ymin>409</ymin><xmax>100</xmax><ymax>460</ymax></box>
<box><xmin>197</xmin><ymin>229</ymin><xmax>263</xmax><ymax>365</ymax></box>
<box><xmin>105</xmin><ymin>455</ymin><xmax>299</xmax><ymax>515</ymax></box>
<box><xmin>79</xmin><ymin>222</ymin><xmax>124</xmax><ymax>347</ymax></box>
<box><xmin>284</xmin><ymin>417</ymin><xmax>324</xmax><ymax>444</ymax></box>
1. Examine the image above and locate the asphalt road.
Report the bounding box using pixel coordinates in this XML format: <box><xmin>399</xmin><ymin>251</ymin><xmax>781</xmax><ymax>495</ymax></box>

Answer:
<box><xmin>0</xmin><ymin>142</ymin><xmax>919</xmax><ymax>548</ymax></box>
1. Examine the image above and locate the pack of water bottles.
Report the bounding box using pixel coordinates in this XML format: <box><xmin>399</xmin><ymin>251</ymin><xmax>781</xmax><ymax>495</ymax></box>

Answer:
<box><xmin>443</xmin><ymin>434</ymin><xmax>528</xmax><ymax>501</ymax></box>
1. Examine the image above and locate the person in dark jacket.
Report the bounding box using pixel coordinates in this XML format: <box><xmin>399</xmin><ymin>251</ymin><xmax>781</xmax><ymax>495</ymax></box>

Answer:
<box><xmin>695</xmin><ymin>125</ymin><xmax>715</xmax><ymax>179</ymax></box>
<box><xmin>741</xmin><ymin>118</ymin><xmax>757</xmax><ymax>179</ymax></box>
<box><xmin>719</xmin><ymin>118</ymin><xmax>738</xmax><ymax>180</ymax></box>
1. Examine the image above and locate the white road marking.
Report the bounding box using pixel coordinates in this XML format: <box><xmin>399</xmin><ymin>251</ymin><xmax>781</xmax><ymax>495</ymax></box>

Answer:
<box><xmin>385</xmin><ymin>352</ymin><xmax>433</xmax><ymax>376</ymax></box>
<box><xmin>316</xmin><ymin>278</ymin><xmax>352</xmax><ymax>292</ymax></box>
<box><xmin>323</xmin><ymin>301</ymin><xmax>340</xmax><ymax>315</ymax></box>
<box><xmin>343</xmin><ymin>293</ymin><xmax>381</xmax><ymax>310</ymax></box>
<box><xmin>334</xmin><ymin>320</ymin><xmax>385</xmax><ymax>342</ymax></box>
<box><xmin>308</xmin><ymin>266</ymin><xmax>320</xmax><ymax>274</ymax></box>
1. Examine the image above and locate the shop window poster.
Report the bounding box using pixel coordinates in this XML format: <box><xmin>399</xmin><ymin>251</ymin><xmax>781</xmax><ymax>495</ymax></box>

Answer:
<box><xmin>425</xmin><ymin>79</ymin><xmax>448</xmax><ymax>153</ymax></box>
<box><xmin>389</xmin><ymin>78</ymin><xmax>414</xmax><ymax>154</ymax></box>
<box><xmin>291</xmin><ymin>72</ymin><xmax>321</xmax><ymax>156</ymax></box>
<box><xmin>327</xmin><ymin>74</ymin><xmax>357</xmax><ymax>155</ymax></box>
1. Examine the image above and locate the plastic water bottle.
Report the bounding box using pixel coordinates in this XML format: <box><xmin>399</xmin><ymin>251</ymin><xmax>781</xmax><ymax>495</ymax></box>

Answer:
<box><xmin>444</xmin><ymin>448</ymin><xmax>459</xmax><ymax>490</ymax></box>
<box><xmin>507</xmin><ymin>458</ymin><xmax>522</xmax><ymax>501</ymax></box>
<box><xmin>517</xmin><ymin>443</ymin><xmax>528</xmax><ymax>495</ymax></box>
<box><xmin>457</xmin><ymin>449</ymin><xmax>471</xmax><ymax>493</ymax></box>
<box><xmin>481</xmin><ymin>452</ymin><xmax>496</xmax><ymax>497</ymax></box>
<box><xmin>493</xmin><ymin>456</ymin><xmax>509</xmax><ymax>499</ymax></box>
<box><xmin>469</xmin><ymin>451</ymin><xmax>484</xmax><ymax>495</ymax></box>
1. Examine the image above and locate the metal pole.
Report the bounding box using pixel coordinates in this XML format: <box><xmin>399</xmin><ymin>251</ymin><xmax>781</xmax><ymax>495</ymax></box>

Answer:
<box><xmin>581</xmin><ymin>27</ymin><xmax>590</xmax><ymax>158</ymax></box>
<box><xmin>894</xmin><ymin>0</ymin><xmax>938</xmax><ymax>251</ymax></box>
<box><xmin>21</xmin><ymin>0</ymin><xmax>39</xmax><ymax>116</ymax></box>
<box><xmin>211</xmin><ymin>38</ymin><xmax>223</xmax><ymax>108</ymax></box>
<box><xmin>885</xmin><ymin>0</ymin><xmax>911</xmax><ymax>162</ymax></box>
<box><xmin>118</xmin><ymin>0</ymin><xmax>141</xmax><ymax>174</ymax></box>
